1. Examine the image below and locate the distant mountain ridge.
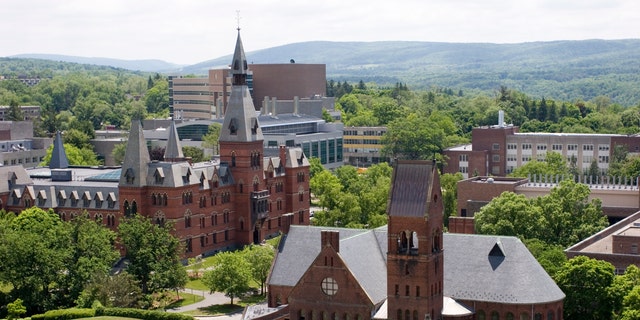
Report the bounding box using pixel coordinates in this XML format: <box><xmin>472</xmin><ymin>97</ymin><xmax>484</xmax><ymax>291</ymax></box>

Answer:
<box><xmin>7</xmin><ymin>39</ymin><xmax>640</xmax><ymax>105</ymax></box>
<box><xmin>11</xmin><ymin>53</ymin><xmax>183</xmax><ymax>72</ymax></box>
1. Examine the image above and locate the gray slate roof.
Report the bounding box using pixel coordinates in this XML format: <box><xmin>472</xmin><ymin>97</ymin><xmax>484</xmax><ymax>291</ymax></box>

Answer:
<box><xmin>443</xmin><ymin>233</ymin><xmax>565</xmax><ymax>304</ymax></box>
<box><xmin>269</xmin><ymin>226</ymin><xmax>564</xmax><ymax>307</ymax></box>
<box><xmin>270</xmin><ymin>225</ymin><xmax>387</xmax><ymax>304</ymax></box>
<box><xmin>387</xmin><ymin>160</ymin><xmax>435</xmax><ymax>218</ymax></box>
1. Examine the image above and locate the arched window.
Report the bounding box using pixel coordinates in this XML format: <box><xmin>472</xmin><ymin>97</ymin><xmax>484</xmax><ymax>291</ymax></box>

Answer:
<box><xmin>413</xmin><ymin>310</ymin><xmax>418</xmax><ymax>320</ymax></box>
<box><xmin>506</xmin><ymin>312</ymin><xmax>514</xmax><ymax>320</ymax></box>
<box><xmin>477</xmin><ymin>310</ymin><xmax>486</xmax><ymax>320</ymax></box>
<box><xmin>491</xmin><ymin>311</ymin><xmax>499</xmax><ymax>320</ymax></box>
<box><xmin>131</xmin><ymin>201</ymin><xmax>138</xmax><ymax>214</ymax></box>
<box><xmin>519</xmin><ymin>312</ymin><xmax>529</xmax><ymax>320</ymax></box>
<box><xmin>547</xmin><ymin>311</ymin><xmax>554</xmax><ymax>320</ymax></box>
<box><xmin>397</xmin><ymin>309</ymin><xmax>402</xmax><ymax>320</ymax></box>
<box><xmin>123</xmin><ymin>200</ymin><xmax>131</xmax><ymax>217</ymax></box>
<box><xmin>231</xmin><ymin>152</ymin><xmax>236</xmax><ymax>167</ymax></box>
<box><xmin>404</xmin><ymin>310</ymin><xmax>410</xmax><ymax>320</ymax></box>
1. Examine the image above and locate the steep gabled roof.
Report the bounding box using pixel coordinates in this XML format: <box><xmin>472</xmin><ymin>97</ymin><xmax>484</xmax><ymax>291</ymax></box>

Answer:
<box><xmin>387</xmin><ymin>160</ymin><xmax>436</xmax><ymax>218</ymax></box>
<box><xmin>119</xmin><ymin>120</ymin><xmax>150</xmax><ymax>187</ymax></box>
<box><xmin>444</xmin><ymin>233</ymin><xmax>565</xmax><ymax>304</ymax></box>
<box><xmin>50</xmin><ymin>131</ymin><xmax>69</xmax><ymax>169</ymax></box>
<box><xmin>164</xmin><ymin>120</ymin><xmax>184</xmax><ymax>161</ymax></box>
<box><xmin>270</xmin><ymin>226</ymin><xmax>565</xmax><ymax>307</ymax></box>
<box><xmin>219</xmin><ymin>29</ymin><xmax>264</xmax><ymax>143</ymax></box>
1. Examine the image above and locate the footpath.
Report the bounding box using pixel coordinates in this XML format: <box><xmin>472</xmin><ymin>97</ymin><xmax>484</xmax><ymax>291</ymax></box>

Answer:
<box><xmin>167</xmin><ymin>288</ymin><xmax>243</xmax><ymax>320</ymax></box>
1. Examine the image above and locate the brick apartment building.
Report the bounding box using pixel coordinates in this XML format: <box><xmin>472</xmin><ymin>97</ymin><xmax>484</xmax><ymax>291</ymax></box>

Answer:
<box><xmin>443</xmin><ymin>111</ymin><xmax>640</xmax><ymax>178</ymax></box>
<box><xmin>0</xmin><ymin>30</ymin><xmax>311</xmax><ymax>258</ymax></box>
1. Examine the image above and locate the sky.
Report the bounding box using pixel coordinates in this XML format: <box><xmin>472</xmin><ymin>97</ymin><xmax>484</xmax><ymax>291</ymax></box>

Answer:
<box><xmin>1</xmin><ymin>0</ymin><xmax>639</xmax><ymax>65</ymax></box>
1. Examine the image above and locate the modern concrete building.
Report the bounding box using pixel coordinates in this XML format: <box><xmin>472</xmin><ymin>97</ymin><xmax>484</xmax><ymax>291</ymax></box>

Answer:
<box><xmin>0</xmin><ymin>105</ymin><xmax>41</xmax><ymax>121</ymax></box>
<box><xmin>443</xmin><ymin>111</ymin><xmax>640</xmax><ymax>178</ymax></box>
<box><xmin>0</xmin><ymin>121</ymin><xmax>51</xmax><ymax>168</ymax></box>
<box><xmin>169</xmin><ymin>63</ymin><xmax>327</xmax><ymax>121</ymax></box>
<box><xmin>343</xmin><ymin>126</ymin><xmax>389</xmax><ymax>167</ymax></box>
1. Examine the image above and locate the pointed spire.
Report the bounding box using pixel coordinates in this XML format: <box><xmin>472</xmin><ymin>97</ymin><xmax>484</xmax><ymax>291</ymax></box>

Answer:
<box><xmin>119</xmin><ymin>119</ymin><xmax>150</xmax><ymax>187</ymax></box>
<box><xmin>220</xmin><ymin>28</ymin><xmax>263</xmax><ymax>143</ymax></box>
<box><xmin>230</xmin><ymin>29</ymin><xmax>249</xmax><ymax>86</ymax></box>
<box><xmin>163</xmin><ymin>120</ymin><xmax>184</xmax><ymax>162</ymax></box>
<box><xmin>49</xmin><ymin>131</ymin><xmax>69</xmax><ymax>169</ymax></box>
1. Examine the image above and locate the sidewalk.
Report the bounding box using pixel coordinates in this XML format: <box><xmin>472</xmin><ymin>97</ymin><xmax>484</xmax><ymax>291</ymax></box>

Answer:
<box><xmin>167</xmin><ymin>288</ymin><xmax>243</xmax><ymax>320</ymax></box>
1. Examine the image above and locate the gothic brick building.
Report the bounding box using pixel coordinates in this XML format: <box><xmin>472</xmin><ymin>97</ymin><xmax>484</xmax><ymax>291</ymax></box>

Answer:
<box><xmin>262</xmin><ymin>160</ymin><xmax>564</xmax><ymax>320</ymax></box>
<box><xmin>0</xmin><ymin>29</ymin><xmax>311</xmax><ymax>258</ymax></box>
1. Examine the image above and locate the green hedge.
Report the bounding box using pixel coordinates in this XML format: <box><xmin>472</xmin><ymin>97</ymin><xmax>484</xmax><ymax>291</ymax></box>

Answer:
<box><xmin>30</xmin><ymin>307</ymin><xmax>195</xmax><ymax>320</ymax></box>
<box><xmin>30</xmin><ymin>308</ymin><xmax>95</xmax><ymax>320</ymax></box>
<box><xmin>96</xmin><ymin>307</ymin><xmax>195</xmax><ymax>320</ymax></box>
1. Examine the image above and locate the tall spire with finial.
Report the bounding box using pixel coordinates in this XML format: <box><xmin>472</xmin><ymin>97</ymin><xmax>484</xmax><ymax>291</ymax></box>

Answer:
<box><xmin>119</xmin><ymin>119</ymin><xmax>150</xmax><ymax>187</ymax></box>
<box><xmin>230</xmin><ymin>11</ymin><xmax>249</xmax><ymax>86</ymax></box>
<box><xmin>219</xmin><ymin>22</ymin><xmax>263</xmax><ymax>143</ymax></box>
<box><xmin>164</xmin><ymin>120</ymin><xmax>184</xmax><ymax>162</ymax></box>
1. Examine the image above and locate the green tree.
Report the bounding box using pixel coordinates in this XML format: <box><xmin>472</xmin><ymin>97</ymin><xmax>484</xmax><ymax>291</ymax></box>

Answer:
<box><xmin>111</xmin><ymin>142</ymin><xmax>127</xmax><ymax>165</ymax></box>
<box><xmin>6</xmin><ymin>99</ymin><xmax>24</xmax><ymax>121</ymax></box>
<box><xmin>523</xmin><ymin>239</ymin><xmax>567</xmax><ymax>277</ymax></box>
<box><xmin>610</xmin><ymin>265</ymin><xmax>640</xmax><ymax>318</ymax></box>
<box><xmin>243</xmin><ymin>244</ymin><xmax>275</xmax><ymax>295</ymax></box>
<box><xmin>201</xmin><ymin>123</ymin><xmax>222</xmax><ymax>155</ymax></box>
<box><xmin>308</xmin><ymin>157</ymin><xmax>324</xmax><ymax>178</ymax></box>
<box><xmin>63</xmin><ymin>128</ymin><xmax>92</xmax><ymax>149</ymax></box>
<box><xmin>0</xmin><ymin>207</ymin><xmax>71</xmax><ymax>314</ymax></box>
<box><xmin>202</xmin><ymin>251</ymin><xmax>251</xmax><ymax>305</ymax></box>
<box><xmin>40</xmin><ymin>143</ymin><xmax>102</xmax><ymax>166</ymax></box>
<box><xmin>535</xmin><ymin>180</ymin><xmax>607</xmax><ymax>247</ymax></box>
<box><xmin>440</xmin><ymin>172</ymin><xmax>463</xmax><ymax>228</ymax></box>
<box><xmin>309</xmin><ymin>170</ymin><xmax>342</xmax><ymax>211</ymax></box>
<box><xmin>76</xmin><ymin>272</ymin><xmax>143</xmax><ymax>308</ymax></box>
<box><xmin>509</xmin><ymin>152</ymin><xmax>570</xmax><ymax>179</ymax></box>
<box><xmin>145</xmin><ymin>79</ymin><xmax>169</xmax><ymax>115</ymax></box>
<box><xmin>6</xmin><ymin>298</ymin><xmax>26</xmax><ymax>320</ymax></box>
<box><xmin>63</xmin><ymin>214</ymin><xmax>120</xmax><ymax>306</ymax></box>
<box><xmin>182</xmin><ymin>146</ymin><xmax>206</xmax><ymax>162</ymax></box>
<box><xmin>382</xmin><ymin>113</ymin><xmax>445</xmax><ymax>160</ymax></box>
<box><xmin>474</xmin><ymin>192</ymin><xmax>545</xmax><ymax>241</ymax></box>
<box><xmin>118</xmin><ymin>214</ymin><xmax>186</xmax><ymax>294</ymax></box>
<box><xmin>554</xmin><ymin>256</ymin><xmax>615</xmax><ymax>320</ymax></box>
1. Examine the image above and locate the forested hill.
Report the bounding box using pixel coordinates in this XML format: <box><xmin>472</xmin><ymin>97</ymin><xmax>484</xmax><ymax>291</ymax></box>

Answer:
<box><xmin>187</xmin><ymin>39</ymin><xmax>640</xmax><ymax>106</ymax></box>
<box><xmin>5</xmin><ymin>39</ymin><xmax>640</xmax><ymax>106</ymax></box>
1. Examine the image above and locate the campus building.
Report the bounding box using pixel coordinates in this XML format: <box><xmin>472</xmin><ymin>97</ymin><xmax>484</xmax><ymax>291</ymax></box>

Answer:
<box><xmin>0</xmin><ymin>105</ymin><xmax>41</xmax><ymax>121</ymax></box>
<box><xmin>443</xmin><ymin>111</ymin><xmax>640</xmax><ymax>178</ymax></box>
<box><xmin>169</xmin><ymin>62</ymin><xmax>326</xmax><ymax>120</ymax></box>
<box><xmin>0</xmin><ymin>121</ymin><xmax>51</xmax><ymax>168</ymax></box>
<box><xmin>256</xmin><ymin>160</ymin><xmax>564</xmax><ymax>320</ymax></box>
<box><xmin>0</xmin><ymin>30</ymin><xmax>311</xmax><ymax>259</ymax></box>
<box><xmin>343</xmin><ymin>126</ymin><xmax>389</xmax><ymax>167</ymax></box>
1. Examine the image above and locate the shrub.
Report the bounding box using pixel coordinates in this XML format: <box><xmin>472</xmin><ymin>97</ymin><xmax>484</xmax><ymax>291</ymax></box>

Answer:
<box><xmin>36</xmin><ymin>308</ymin><xmax>95</xmax><ymax>319</ymax></box>
<box><xmin>96</xmin><ymin>307</ymin><xmax>195</xmax><ymax>320</ymax></box>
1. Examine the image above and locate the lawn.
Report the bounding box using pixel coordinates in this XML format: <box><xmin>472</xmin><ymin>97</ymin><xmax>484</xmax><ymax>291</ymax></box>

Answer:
<box><xmin>180</xmin><ymin>293</ymin><xmax>265</xmax><ymax>317</ymax></box>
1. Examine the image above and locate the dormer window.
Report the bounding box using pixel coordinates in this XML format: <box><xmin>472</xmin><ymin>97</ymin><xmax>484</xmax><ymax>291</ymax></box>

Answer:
<box><xmin>251</xmin><ymin>118</ymin><xmax>259</xmax><ymax>135</ymax></box>
<box><xmin>154</xmin><ymin>168</ymin><xmax>165</xmax><ymax>185</ymax></box>
<box><xmin>37</xmin><ymin>190</ymin><xmax>47</xmax><ymax>206</ymax></box>
<box><xmin>229</xmin><ymin>118</ymin><xmax>238</xmax><ymax>135</ymax></box>
<box><xmin>125</xmin><ymin>168</ymin><xmax>135</xmax><ymax>184</ymax></box>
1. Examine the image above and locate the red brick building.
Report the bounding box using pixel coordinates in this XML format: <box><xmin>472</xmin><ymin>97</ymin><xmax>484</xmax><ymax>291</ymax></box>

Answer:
<box><xmin>0</xmin><ymin>30</ymin><xmax>311</xmax><ymax>259</ymax></box>
<box><xmin>263</xmin><ymin>161</ymin><xmax>564</xmax><ymax>320</ymax></box>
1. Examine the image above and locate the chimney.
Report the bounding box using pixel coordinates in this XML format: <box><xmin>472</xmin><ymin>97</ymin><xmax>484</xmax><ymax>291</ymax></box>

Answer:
<box><xmin>271</xmin><ymin>97</ymin><xmax>277</xmax><ymax>116</ymax></box>
<box><xmin>294</xmin><ymin>96</ymin><xmax>299</xmax><ymax>115</ymax></box>
<box><xmin>321</xmin><ymin>230</ymin><xmax>340</xmax><ymax>252</ymax></box>
<box><xmin>279</xmin><ymin>145</ymin><xmax>286</xmax><ymax>165</ymax></box>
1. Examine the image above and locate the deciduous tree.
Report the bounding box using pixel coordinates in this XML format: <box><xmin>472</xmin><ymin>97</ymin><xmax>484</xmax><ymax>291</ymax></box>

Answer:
<box><xmin>554</xmin><ymin>256</ymin><xmax>615</xmax><ymax>320</ymax></box>
<box><xmin>202</xmin><ymin>251</ymin><xmax>251</xmax><ymax>305</ymax></box>
<box><xmin>243</xmin><ymin>244</ymin><xmax>275</xmax><ymax>295</ymax></box>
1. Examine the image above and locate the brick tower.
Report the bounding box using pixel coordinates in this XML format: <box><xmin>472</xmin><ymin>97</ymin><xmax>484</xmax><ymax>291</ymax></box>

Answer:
<box><xmin>218</xmin><ymin>28</ymin><xmax>268</xmax><ymax>245</ymax></box>
<box><xmin>386</xmin><ymin>160</ymin><xmax>444</xmax><ymax>320</ymax></box>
